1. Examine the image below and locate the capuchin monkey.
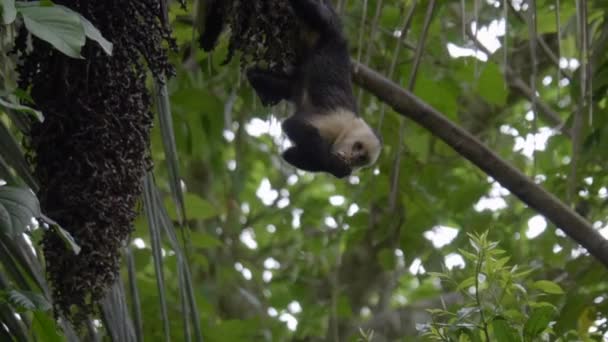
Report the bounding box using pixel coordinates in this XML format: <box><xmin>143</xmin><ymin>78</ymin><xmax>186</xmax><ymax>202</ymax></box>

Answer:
<box><xmin>201</xmin><ymin>0</ymin><xmax>382</xmax><ymax>179</ymax></box>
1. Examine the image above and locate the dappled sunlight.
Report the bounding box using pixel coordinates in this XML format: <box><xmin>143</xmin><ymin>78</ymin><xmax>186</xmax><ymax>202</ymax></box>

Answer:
<box><xmin>347</xmin><ymin>203</ymin><xmax>360</xmax><ymax>216</ymax></box>
<box><xmin>408</xmin><ymin>258</ymin><xmax>426</xmax><ymax>275</ymax></box>
<box><xmin>288</xmin><ymin>301</ymin><xmax>302</xmax><ymax>314</ymax></box>
<box><xmin>526</xmin><ymin>215</ymin><xmax>547</xmax><ymax>239</ymax></box>
<box><xmin>513</xmin><ymin>127</ymin><xmax>556</xmax><ymax>159</ymax></box>
<box><xmin>553</xmin><ymin>244</ymin><xmax>563</xmax><ymax>254</ymax></box>
<box><xmin>445</xmin><ymin>253</ymin><xmax>466</xmax><ymax>270</ymax></box>
<box><xmin>329</xmin><ymin>195</ymin><xmax>345</xmax><ymax>206</ymax></box>
<box><xmin>447</xmin><ymin>19</ymin><xmax>505</xmax><ymax>62</ymax></box>
<box><xmin>264</xmin><ymin>257</ymin><xmax>281</xmax><ymax>270</ymax></box>
<box><xmin>424</xmin><ymin>225</ymin><xmax>459</xmax><ymax>248</ymax></box>
<box><xmin>132</xmin><ymin>238</ymin><xmax>146</xmax><ymax>249</ymax></box>
<box><xmin>256</xmin><ymin>178</ymin><xmax>279</xmax><ymax>205</ymax></box>
<box><xmin>234</xmin><ymin>262</ymin><xmax>253</xmax><ymax>280</ymax></box>
<box><xmin>291</xmin><ymin>208</ymin><xmax>303</xmax><ymax>229</ymax></box>
<box><xmin>239</xmin><ymin>228</ymin><xmax>258</xmax><ymax>249</ymax></box>
<box><xmin>324</xmin><ymin>216</ymin><xmax>338</xmax><ymax>229</ymax></box>
<box><xmin>266</xmin><ymin>224</ymin><xmax>277</xmax><ymax>233</ymax></box>
<box><xmin>279</xmin><ymin>312</ymin><xmax>298</xmax><ymax>331</ymax></box>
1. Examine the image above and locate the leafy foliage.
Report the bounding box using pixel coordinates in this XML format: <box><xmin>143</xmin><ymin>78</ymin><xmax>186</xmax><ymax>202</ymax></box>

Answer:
<box><xmin>0</xmin><ymin>0</ymin><xmax>607</xmax><ymax>341</ymax></box>
<box><xmin>419</xmin><ymin>232</ymin><xmax>574</xmax><ymax>341</ymax></box>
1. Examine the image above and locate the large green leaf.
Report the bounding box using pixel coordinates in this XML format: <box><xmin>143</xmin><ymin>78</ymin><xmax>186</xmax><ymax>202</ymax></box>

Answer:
<box><xmin>523</xmin><ymin>306</ymin><xmax>555</xmax><ymax>339</ymax></box>
<box><xmin>73</xmin><ymin>10</ymin><xmax>113</xmax><ymax>55</ymax></box>
<box><xmin>491</xmin><ymin>317</ymin><xmax>520</xmax><ymax>342</ymax></box>
<box><xmin>532</xmin><ymin>280</ymin><xmax>564</xmax><ymax>295</ymax></box>
<box><xmin>476</xmin><ymin>62</ymin><xmax>507</xmax><ymax>106</ymax></box>
<box><xmin>31</xmin><ymin>311</ymin><xmax>63</xmax><ymax>342</ymax></box>
<box><xmin>0</xmin><ymin>186</ymin><xmax>40</xmax><ymax>237</ymax></box>
<box><xmin>17</xmin><ymin>2</ymin><xmax>85</xmax><ymax>58</ymax></box>
<box><xmin>1</xmin><ymin>0</ymin><xmax>16</xmax><ymax>24</ymax></box>
<box><xmin>6</xmin><ymin>289</ymin><xmax>51</xmax><ymax>312</ymax></box>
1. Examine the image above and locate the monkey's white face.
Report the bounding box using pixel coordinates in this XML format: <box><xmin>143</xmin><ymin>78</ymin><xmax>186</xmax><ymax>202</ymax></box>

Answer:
<box><xmin>332</xmin><ymin>118</ymin><xmax>381</xmax><ymax>171</ymax></box>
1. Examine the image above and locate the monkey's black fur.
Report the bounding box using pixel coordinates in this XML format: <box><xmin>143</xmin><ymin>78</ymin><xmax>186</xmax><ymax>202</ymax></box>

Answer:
<box><xmin>199</xmin><ymin>0</ymin><xmax>227</xmax><ymax>52</ymax></box>
<box><xmin>246</xmin><ymin>0</ymin><xmax>357</xmax><ymax>178</ymax></box>
<box><xmin>201</xmin><ymin>0</ymin><xmax>377</xmax><ymax>178</ymax></box>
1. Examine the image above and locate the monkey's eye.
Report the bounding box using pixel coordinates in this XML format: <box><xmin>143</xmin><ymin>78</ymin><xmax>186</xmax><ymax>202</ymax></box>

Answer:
<box><xmin>353</xmin><ymin>141</ymin><xmax>363</xmax><ymax>151</ymax></box>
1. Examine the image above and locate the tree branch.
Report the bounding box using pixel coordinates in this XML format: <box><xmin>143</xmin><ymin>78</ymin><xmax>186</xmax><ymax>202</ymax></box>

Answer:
<box><xmin>351</xmin><ymin>61</ymin><xmax>608</xmax><ymax>269</ymax></box>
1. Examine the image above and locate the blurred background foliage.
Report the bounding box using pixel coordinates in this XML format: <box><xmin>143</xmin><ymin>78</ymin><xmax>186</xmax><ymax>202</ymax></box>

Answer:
<box><xmin>1</xmin><ymin>0</ymin><xmax>608</xmax><ymax>341</ymax></box>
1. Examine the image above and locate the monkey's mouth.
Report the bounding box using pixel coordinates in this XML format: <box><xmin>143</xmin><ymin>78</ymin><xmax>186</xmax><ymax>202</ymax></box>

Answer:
<box><xmin>335</xmin><ymin>151</ymin><xmax>351</xmax><ymax>166</ymax></box>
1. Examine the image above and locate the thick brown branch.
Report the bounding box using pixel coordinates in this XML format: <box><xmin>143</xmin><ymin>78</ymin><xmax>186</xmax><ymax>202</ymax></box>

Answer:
<box><xmin>351</xmin><ymin>61</ymin><xmax>608</xmax><ymax>269</ymax></box>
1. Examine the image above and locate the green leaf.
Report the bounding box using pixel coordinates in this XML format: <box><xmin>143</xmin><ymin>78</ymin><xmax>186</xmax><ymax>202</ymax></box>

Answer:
<box><xmin>476</xmin><ymin>62</ymin><xmax>507</xmax><ymax>106</ymax></box>
<box><xmin>337</xmin><ymin>295</ymin><xmax>352</xmax><ymax>318</ymax></box>
<box><xmin>491</xmin><ymin>318</ymin><xmax>520</xmax><ymax>342</ymax></box>
<box><xmin>165</xmin><ymin>193</ymin><xmax>220</xmax><ymax>221</ymax></box>
<box><xmin>7</xmin><ymin>290</ymin><xmax>51</xmax><ymax>311</ymax></box>
<box><xmin>523</xmin><ymin>306</ymin><xmax>555</xmax><ymax>338</ymax></box>
<box><xmin>1</xmin><ymin>0</ymin><xmax>17</xmax><ymax>24</ymax></box>
<box><xmin>456</xmin><ymin>276</ymin><xmax>476</xmax><ymax>291</ymax></box>
<box><xmin>71</xmin><ymin>9</ymin><xmax>113</xmax><ymax>55</ymax></box>
<box><xmin>0</xmin><ymin>97</ymin><xmax>43</xmax><ymax>122</ymax></box>
<box><xmin>0</xmin><ymin>186</ymin><xmax>40</xmax><ymax>237</ymax></box>
<box><xmin>189</xmin><ymin>231</ymin><xmax>222</xmax><ymax>249</ymax></box>
<box><xmin>31</xmin><ymin>311</ymin><xmax>63</xmax><ymax>342</ymax></box>
<box><xmin>532</xmin><ymin>280</ymin><xmax>564</xmax><ymax>295</ymax></box>
<box><xmin>17</xmin><ymin>1</ymin><xmax>85</xmax><ymax>58</ymax></box>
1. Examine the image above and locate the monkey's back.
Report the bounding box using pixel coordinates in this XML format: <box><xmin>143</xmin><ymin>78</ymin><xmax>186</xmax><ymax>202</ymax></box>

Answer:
<box><xmin>293</xmin><ymin>20</ymin><xmax>357</xmax><ymax>114</ymax></box>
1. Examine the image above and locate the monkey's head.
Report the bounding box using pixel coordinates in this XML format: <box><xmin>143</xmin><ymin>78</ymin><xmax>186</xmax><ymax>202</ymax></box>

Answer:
<box><xmin>332</xmin><ymin>117</ymin><xmax>382</xmax><ymax>173</ymax></box>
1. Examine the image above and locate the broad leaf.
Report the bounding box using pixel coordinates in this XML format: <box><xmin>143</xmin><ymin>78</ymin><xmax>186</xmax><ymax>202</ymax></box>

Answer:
<box><xmin>532</xmin><ymin>280</ymin><xmax>564</xmax><ymax>295</ymax></box>
<box><xmin>32</xmin><ymin>311</ymin><xmax>63</xmax><ymax>342</ymax></box>
<box><xmin>17</xmin><ymin>2</ymin><xmax>85</xmax><ymax>58</ymax></box>
<box><xmin>73</xmin><ymin>10</ymin><xmax>113</xmax><ymax>55</ymax></box>
<box><xmin>491</xmin><ymin>318</ymin><xmax>520</xmax><ymax>342</ymax></box>
<box><xmin>523</xmin><ymin>306</ymin><xmax>555</xmax><ymax>338</ymax></box>
<box><xmin>0</xmin><ymin>186</ymin><xmax>40</xmax><ymax>237</ymax></box>
<box><xmin>7</xmin><ymin>289</ymin><xmax>51</xmax><ymax>311</ymax></box>
<box><xmin>1</xmin><ymin>0</ymin><xmax>16</xmax><ymax>24</ymax></box>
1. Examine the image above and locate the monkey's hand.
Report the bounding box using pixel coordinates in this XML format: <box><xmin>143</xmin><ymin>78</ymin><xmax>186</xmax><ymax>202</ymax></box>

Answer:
<box><xmin>282</xmin><ymin>146</ymin><xmax>351</xmax><ymax>178</ymax></box>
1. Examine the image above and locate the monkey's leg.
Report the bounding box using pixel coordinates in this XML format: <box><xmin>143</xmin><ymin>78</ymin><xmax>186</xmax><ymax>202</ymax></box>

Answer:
<box><xmin>288</xmin><ymin>0</ymin><xmax>335</xmax><ymax>33</ymax></box>
<box><xmin>199</xmin><ymin>0</ymin><xmax>226</xmax><ymax>51</ymax></box>
<box><xmin>246</xmin><ymin>68</ymin><xmax>293</xmax><ymax>106</ymax></box>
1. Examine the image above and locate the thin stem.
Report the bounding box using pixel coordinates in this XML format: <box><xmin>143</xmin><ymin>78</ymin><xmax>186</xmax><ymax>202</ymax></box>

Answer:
<box><xmin>474</xmin><ymin>250</ymin><xmax>490</xmax><ymax>341</ymax></box>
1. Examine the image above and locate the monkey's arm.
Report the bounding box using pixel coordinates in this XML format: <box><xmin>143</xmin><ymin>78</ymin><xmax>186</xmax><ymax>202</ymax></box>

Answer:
<box><xmin>281</xmin><ymin>116</ymin><xmax>351</xmax><ymax>178</ymax></box>
<box><xmin>246</xmin><ymin>68</ymin><xmax>294</xmax><ymax>106</ymax></box>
